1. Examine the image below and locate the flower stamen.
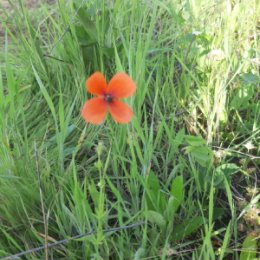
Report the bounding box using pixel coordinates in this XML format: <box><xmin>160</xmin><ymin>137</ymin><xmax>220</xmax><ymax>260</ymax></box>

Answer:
<box><xmin>104</xmin><ymin>94</ymin><xmax>113</xmax><ymax>103</ymax></box>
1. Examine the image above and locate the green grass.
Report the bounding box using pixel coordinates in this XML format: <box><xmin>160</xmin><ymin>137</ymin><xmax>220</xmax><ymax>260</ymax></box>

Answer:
<box><xmin>0</xmin><ymin>0</ymin><xmax>259</xmax><ymax>259</ymax></box>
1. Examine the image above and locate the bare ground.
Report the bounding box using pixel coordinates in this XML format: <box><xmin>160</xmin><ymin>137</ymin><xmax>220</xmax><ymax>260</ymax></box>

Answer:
<box><xmin>1</xmin><ymin>0</ymin><xmax>54</xmax><ymax>10</ymax></box>
<box><xmin>0</xmin><ymin>0</ymin><xmax>54</xmax><ymax>36</ymax></box>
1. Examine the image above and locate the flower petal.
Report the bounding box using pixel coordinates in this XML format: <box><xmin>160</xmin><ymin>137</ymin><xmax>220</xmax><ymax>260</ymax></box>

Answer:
<box><xmin>86</xmin><ymin>72</ymin><xmax>107</xmax><ymax>96</ymax></box>
<box><xmin>109</xmin><ymin>100</ymin><xmax>134</xmax><ymax>123</ymax></box>
<box><xmin>107</xmin><ymin>72</ymin><xmax>136</xmax><ymax>98</ymax></box>
<box><xmin>81</xmin><ymin>98</ymin><xmax>108</xmax><ymax>125</ymax></box>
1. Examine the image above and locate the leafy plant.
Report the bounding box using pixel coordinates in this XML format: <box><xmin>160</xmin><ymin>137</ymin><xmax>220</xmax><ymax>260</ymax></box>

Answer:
<box><xmin>145</xmin><ymin>173</ymin><xmax>203</xmax><ymax>242</ymax></box>
<box><xmin>185</xmin><ymin>135</ymin><xmax>213</xmax><ymax>167</ymax></box>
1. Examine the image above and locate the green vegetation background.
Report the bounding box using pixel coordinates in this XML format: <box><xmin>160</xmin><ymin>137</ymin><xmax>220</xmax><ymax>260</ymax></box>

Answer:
<box><xmin>0</xmin><ymin>0</ymin><xmax>259</xmax><ymax>259</ymax></box>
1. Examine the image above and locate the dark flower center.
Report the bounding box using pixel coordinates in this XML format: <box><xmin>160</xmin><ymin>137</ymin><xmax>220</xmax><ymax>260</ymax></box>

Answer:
<box><xmin>104</xmin><ymin>94</ymin><xmax>113</xmax><ymax>103</ymax></box>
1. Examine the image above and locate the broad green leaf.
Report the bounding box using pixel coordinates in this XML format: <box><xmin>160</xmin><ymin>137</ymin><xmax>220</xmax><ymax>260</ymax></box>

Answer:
<box><xmin>185</xmin><ymin>145</ymin><xmax>213</xmax><ymax>167</ymax></box>
<box><xmin>165</xmin><ymin>196</ymin><xmax>176</xmax><ymax>221</ymax></box>
<box><xmin>230</xmin><ymin>85</ymin><xmax>254</xmax><ymax>110</ymax></box>
<box><xmin>167</xmin><ymin>176</ymin><xmax>184</xmax><ymax>219</ymax></box>
<box><xmin>239</xmin><ymin>233</ymin><xmax>257</xmax><ymax>260</ymax></box>
<box><xmin>172</xmin><ymin>128</ymin><xmax>185</xmax><ymax>152</ymax></box>
<box><xmin>75</xmin><ymin>25</ymin><xmax>96</xmax><ymax>45</ymax></box>
<box><xmin>146</xmin><ymin>210</ymin><xmax>166</xmax><ymax>229</ymax></box>
<box><xmin>134</xmin><ymin>247</ymin><xmax>146</xmax><ymax>260</ymax></box>
<box><xmin>145</xmin><ymin>172</ymin><xmax>167</xmax><ymax>213</ymax></box>
<box><xmin>186</xmin><ymin>135</ymin><xmax>206</xmax><ymax>146</ymax></box>
<box><xmin>172</xmin><ymin>216</ymin><xmax>204</xmax><ymax>241</ymax></box>
<box><xmin>185</xmin><ymin>135</ymin><xmax>213</xmax><ymax>166</ymax></box>
<box><xmin>77</xmin><ymin>7</ymin><xmax>98</xmax><ymax>41</ymax></box>
<box><xmin>214</xmin><ymin>163</ymin><xmax>240</xmax><ymax>186</ymax></box>
<box><xmin>147</xmin><ymin>171</ymin><xmax>160</xmax><ymax>194</ymax></box>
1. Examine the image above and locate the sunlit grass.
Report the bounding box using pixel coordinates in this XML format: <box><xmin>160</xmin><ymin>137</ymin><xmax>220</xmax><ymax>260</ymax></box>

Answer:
<box><xmin>0</xmin><ymin>0</ymin><xmax>259</xmax><ymax>259</ymax></box>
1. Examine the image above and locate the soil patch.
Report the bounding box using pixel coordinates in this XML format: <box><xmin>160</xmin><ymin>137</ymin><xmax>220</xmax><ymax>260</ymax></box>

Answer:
<box><xmin>0</xmin><ymin>0</ymin><xmax>54</xmax><ymax>37</ymax></box>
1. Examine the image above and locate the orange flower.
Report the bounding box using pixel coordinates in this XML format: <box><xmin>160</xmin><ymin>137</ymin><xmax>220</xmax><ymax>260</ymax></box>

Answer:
<box><xmin>81</xmin><ymin>72</ymin><xmax>136</xmax><ymax>125</ymax></box>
